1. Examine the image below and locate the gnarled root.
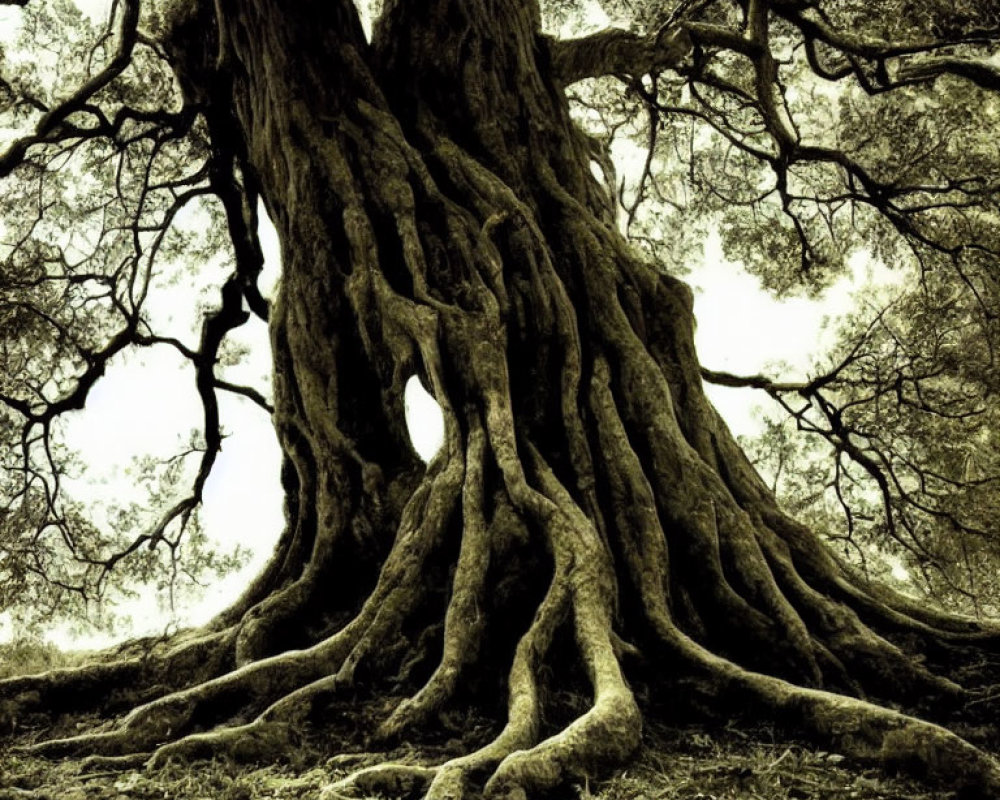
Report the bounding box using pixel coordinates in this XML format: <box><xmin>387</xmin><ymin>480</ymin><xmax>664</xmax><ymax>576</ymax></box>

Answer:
<box><xmin>695</xmin><ymin>642</ymin><xmax>1000</xmax><ymax>797</ymax></box>
<box><xmin>0</xmin><ymin>627</ymin><xmax>236</xmax><ymax>738</ymax></box>
<box><xmin>12</xmin><ymin>339</ymin><xmax>1000</xmax><ymax>800</ymax></box>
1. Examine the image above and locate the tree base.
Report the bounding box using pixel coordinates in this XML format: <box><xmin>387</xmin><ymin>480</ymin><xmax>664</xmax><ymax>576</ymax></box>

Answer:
<box><xmin>3</xmin><ymin>608</ymin><xmax>1000</xmax><ymax>800</ymax></box>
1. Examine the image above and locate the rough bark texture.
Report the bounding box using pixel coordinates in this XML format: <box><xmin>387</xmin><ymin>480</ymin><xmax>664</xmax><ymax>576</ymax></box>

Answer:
<box><xmin>4</xmin><ymin>1</ymin><xmax>1000</xmax><ymax>798</ymax></box>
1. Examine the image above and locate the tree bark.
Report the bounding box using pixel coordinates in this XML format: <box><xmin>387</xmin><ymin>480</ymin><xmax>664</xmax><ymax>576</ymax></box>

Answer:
<box><xmin>5</xmin><ymin>0</ymin><xmax>1000</xmax><ymax>797</ymax></box>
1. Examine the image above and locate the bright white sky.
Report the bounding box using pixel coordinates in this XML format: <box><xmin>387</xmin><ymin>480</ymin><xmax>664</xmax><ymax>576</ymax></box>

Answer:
<box><xmin>0</xmin><ymin>0</ymin><xmax>900</xmax><ymax>649</ymax></box>
<box><xmin>693</xmin><ymin>239</ymin><xmax>900</xmax><ymax>434</ymax></box>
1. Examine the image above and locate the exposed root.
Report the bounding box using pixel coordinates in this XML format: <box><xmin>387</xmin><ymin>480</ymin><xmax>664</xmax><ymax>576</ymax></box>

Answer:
<box><xmin>757</xmin><ymin>510</ymin><xmax>1000</xmax><ymax>647</ymax></box>
<box><xmin>376</xmin><ymin>422</ymin><xmax>491</xmax><ymax>741</ymax></box>
<box><xmin>23</xmin><ymin>622</ymin><xmax>357</xmax><ymax>758</ymax></box>
<box><xmin>644</xmin><ymin>606</ymin><xmax>1000</xmax><ymax>798</ymax></box>
<box><xmin>234</xmin><ymin>573</ymin><xmax>321</xmax><ymax>665</ymax></box>
<box><xmin>147</xmin><ymin>720</ymin><xmax>300</xmax><ymax>768</ymax></box>
<box><xmin>142</xmin><ymin>671</ymin><xmax>347</xmax><ymax>767</ymax></box>
<box><xmin>418</xmin><ymin>558</ymin><xmax>571</xmax><ymax>800</ymax></box>
<box><xmin>0</xmin><ymin>627</ymin><xmax>236</xmax><ymax>735</ymax></box>
<box><xmin>322</xmin><ymin>764</ymin><xmax>438</xmax><ymax>800</ymax></box>
<box><xmin>327</xmin><ymin>444</ymin><xmax>465</xmax><ymax>690</ymax></box>
<box><xmin>470</xmin><ymin>448</ymin><xmax>642</xmax><ymax>800</ymax></box>
<box><xmin>78</xmin><ymin>753</ymin><xmax>151</xmax><ymax>772</ymax></box>
<box><xmin>757</xmin><ymin>524</ymin><xmax>966</xmax><ymax>704</ymax></box>
<box><xmin>746</xmin><ymin>664</ymin><xmax>1000</xmax><ymax>796</ymax></box>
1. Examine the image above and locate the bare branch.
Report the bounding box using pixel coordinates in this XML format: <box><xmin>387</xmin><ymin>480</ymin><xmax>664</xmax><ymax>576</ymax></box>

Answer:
<box><xmin>214</xmin><ymin>379</ymin><xmax>274</xmax><ymax>414</ymax></box>
<box><xmin>550</xmin><ymin>26</ymin><xmax>694</xmax><ymax>85</ymax></box>
<box><xmin>897</xmin><ymin>56</ymin><xmax>1000</xmax><ymax>90</ymax></box>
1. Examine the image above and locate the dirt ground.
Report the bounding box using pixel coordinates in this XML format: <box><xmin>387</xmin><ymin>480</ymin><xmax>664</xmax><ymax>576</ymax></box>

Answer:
<box><xmin>0</xmin><ymin>716</ymin><xmax>961</xmax><ymax>800</ymax></box>
<box><xmin>0</xmin><ymin>642</ymin><xmax>975</xmax><ymax>799</ymax></box>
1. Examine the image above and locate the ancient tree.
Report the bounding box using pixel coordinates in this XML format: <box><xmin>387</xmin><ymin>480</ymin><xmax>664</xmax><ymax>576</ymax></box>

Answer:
<box><xmin>2</xmin><ymin>0</ymin><xmax>1000</xmax><ymax>797</ymax></box>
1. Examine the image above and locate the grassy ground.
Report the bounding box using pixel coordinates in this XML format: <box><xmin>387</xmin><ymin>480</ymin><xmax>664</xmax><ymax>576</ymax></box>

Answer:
<box><xmin>0</xmin><ymin>639</ymin><xmax>963</xmax><ymax>799</ymax></box>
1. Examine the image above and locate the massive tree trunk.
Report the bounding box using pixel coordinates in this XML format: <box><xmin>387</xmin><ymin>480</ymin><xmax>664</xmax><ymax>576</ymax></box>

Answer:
<box><xmin>5</xmin><ymin>1</ymin><xmax>1000</xmax><ymax>797</ymax></box>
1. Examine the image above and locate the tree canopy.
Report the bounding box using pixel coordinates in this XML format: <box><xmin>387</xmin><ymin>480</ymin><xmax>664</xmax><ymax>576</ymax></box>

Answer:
<box><xmin>1</xmin><ymin>0</ymin><xmax>269</xmax><ymax>631</ymax></box>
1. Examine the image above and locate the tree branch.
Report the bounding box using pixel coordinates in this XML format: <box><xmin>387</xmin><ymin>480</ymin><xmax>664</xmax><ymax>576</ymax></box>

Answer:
<box><xmin>550</xmin><ymin>26</ymin><xmax>694</xmax><ymax>85</ymax></box>
<box><xmin>214</xmin><ymin>379</ymin><xmax>274</xmax><ymax>414</ymax></box>
<box><xmin>207</xmin><ymin>119</ymin><xmax>271</xmax><ymax>322</ymax></box>
<box><xmin>0</xmin><ymin>0</ymin><xmax>141</xmax><ymax>177</ymax></box>
<box><xmin>700</xmin><ymin>367</ymin><xmax>804</xmax><ymax>393</ymax></box>
<box><xmin>897</xmin><ymin>56</ymin><xmax>1000</xmax><ymax>90</ymax></box>
<box><xmin>771</xmin><ymin>3</ymin><xmax>1000</xmax><ymax>94</ymax></box>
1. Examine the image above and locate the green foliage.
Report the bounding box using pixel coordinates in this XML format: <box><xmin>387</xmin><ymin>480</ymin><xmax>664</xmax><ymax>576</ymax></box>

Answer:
<box><xmin>821</xmin><ymin>0</ymin><xmax>1000</xmax><ymax>40</ymax></box>
<box><xmin>741</xmin><ymin>266</ymin><xmax>1000</xmax><ymax>612</ymax></box>
<box><xmin>0</xmin><ymin>637</ymin><xmax>60</xmax><ymax>679</ymax></box>
<box><xmin>0</xmin><ymin>0</ymin><xmax>251</xmax><ymax>635</ymax></box>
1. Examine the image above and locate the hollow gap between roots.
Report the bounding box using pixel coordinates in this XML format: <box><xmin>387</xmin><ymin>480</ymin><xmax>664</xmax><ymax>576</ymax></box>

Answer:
<box><xmin>405</xmin><ymin>375</ymin><xmax>445</xmax><ymax>463</ymax></box>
